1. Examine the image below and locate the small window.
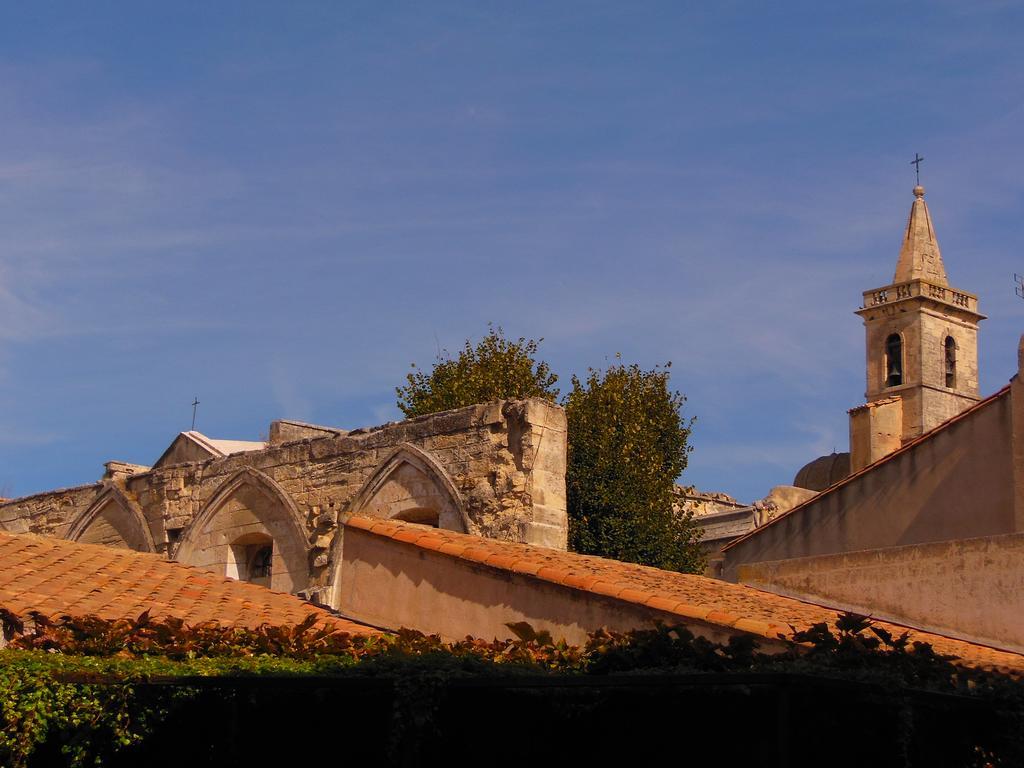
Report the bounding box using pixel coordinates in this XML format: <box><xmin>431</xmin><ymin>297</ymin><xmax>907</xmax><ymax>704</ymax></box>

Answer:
<box><xmin>885</xmin><ymin>334</ymin><xmax>903</xmax><ymax>388</ymax></box>
<box><xmin>249</xmin><ymin>546</ymin><xmax>273</xmax><ymax>580</ymax></box>
<box><xmin>226</xmin><ymin>535</ymin><xmax>274</xmax><ymax>587</ymax></box>
<box><xmin>944</xmin><ymin>336</ymin><xmax>957</xmax><ymax>388</ymax></box>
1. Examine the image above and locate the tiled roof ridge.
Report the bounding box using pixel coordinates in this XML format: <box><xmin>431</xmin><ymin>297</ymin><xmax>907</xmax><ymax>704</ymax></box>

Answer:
<box><xmin>347</xmin><ymin>517</ymin><xmax>791</xmax><ymax>641</ymax></box>
<box><xmin>723</xmin><ymin>383</ymin><xmax>1012</xmax><ymax>552</ymax></box>
<box><xmin>0</xmin><ymin>531</ymin><xmax>296</xmax><ymax>599</ymax></box>
<box><xmin>0</xmin><ymin>530</ymin><xmax>375</xmax><ymax>635</ymax></box>
<box><xmin>346</xmin><ymin>517</ymin><xmax>1024</xmax><ymax>673</ymax></box>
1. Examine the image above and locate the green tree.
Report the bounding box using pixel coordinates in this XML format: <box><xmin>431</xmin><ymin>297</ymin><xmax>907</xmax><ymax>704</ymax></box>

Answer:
<box><xmin>565</xmin><ymin>361</ymin><xmax>704</xmax><ymax>573</ymax></box>
<box><xmin>396</xmin><ymin>326</ymin><xmax>559</xmax><ymax>418</ymax></box>
<box><xmin>396</xmin><ymin>329</ymin><xmax>703</xmax><ymax>573</ymax></box>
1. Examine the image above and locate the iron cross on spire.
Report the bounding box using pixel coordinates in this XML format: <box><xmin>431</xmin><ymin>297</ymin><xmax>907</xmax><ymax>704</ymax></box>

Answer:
<box><xmin>911</xmin><ymin>153</ymin><xmax>924</xmax><ymax>185</ymax></box>
<box><xmin>191</xmin><ymin>397</ymin><xmax>200</xmax><ymax>431</ymax></box>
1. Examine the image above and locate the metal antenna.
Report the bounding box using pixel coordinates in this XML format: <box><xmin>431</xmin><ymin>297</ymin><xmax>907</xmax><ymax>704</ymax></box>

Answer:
<box><xmin>911</xmin><ymin>153</ymin><xmax>924</xmax><ymax>186</ymax></box>
<box><xmin>191</xmin><ymin>397</ymin><xmax>200</xmax><ymax>431</ymax></box>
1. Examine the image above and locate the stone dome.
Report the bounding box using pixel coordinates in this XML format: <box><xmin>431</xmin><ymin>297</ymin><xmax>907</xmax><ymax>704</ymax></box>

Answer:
<box><xmin>793</xmin><ymin>452</ymin><xmax>851</xmax><ymax>492</ymax></box>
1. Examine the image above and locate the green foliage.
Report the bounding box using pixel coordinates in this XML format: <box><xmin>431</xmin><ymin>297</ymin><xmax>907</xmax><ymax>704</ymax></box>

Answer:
<box><xmin>564</xmin><ymin>360</ymin><xmax>704</xmax><ymax>573</ymax></box>
<box><xmin>395</xmin><ymin>325</ymin><xmax>559</xmax><ymax>418</ymax></box>
<box><xmin>0</xmin><ymin>608</ymin><xmax>1020</xmax><ymax>765</ymax></box>
<box><xmin>396</xmin><ymin>328</ymin><xmax>703</xmax><ymax>572</ymax></box>
<box><xmin>0</xmin><ymin>607</ymin><xmax>376</xmax><ymax>661</ymax></box>
<box><xmin>0</xmin><ymin>657</ymin><xmax>197</xmax><ymax>768</ymax></box>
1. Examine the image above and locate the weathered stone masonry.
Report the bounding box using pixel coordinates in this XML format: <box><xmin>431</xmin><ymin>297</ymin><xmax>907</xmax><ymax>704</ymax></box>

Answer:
<box><xmin>0</xmin><ymin>398</ymin><xmax>567</xmax><ymax>604</ymax></box>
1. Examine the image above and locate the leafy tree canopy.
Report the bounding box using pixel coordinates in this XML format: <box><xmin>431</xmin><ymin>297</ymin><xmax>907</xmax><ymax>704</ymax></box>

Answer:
<box><xmin>396</xmin><ymin>328</ymin><xmax>703</xmax><ymax>573</ymax></box>
<box><xmin>565</xmin><ymin>360</ymin><xmax>703</xmax><ymax>573</ymax></box>
<box><xmin>396</xmin><ymin>325</ymin><xmax>559</xmax><ymax>418</ymax></box>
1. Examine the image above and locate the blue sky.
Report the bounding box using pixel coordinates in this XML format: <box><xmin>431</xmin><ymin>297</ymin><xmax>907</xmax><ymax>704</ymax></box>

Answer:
<box><xmin>1</xmin><ymin>1</ymin><xmax>1022</xmax><ymax>502</ymax></box>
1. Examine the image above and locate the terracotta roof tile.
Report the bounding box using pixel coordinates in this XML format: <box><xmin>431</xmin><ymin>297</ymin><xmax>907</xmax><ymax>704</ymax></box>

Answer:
<box><xmin>591</xmin><ymin>581</ymin><xmax>625</xmax><ymax>599</ymax></box>
<box><xmin>618</xmin><ymin>588</ymin><xmax>650</xmax><ymax>603</ymax></box>
<box><xmin>391</xmin><ymin>529</ymin><xmax>424</xmax><ymax>545</ymax></box>
<box><xmin>0</xmin><ymin>531</ymin><xmax>376</xmax><ymax>635</ymax></box>
<box><xmin>480</xmin><ymin>553</ymin><xmax>513</xmax><ymax>570</ymax></box>
<box><xmin>350</xmin><ymin>517</ymin><xmax>1024</xmax><ymax>674</ymax></box>
<box><xmin>643</xmin><ymin>595</ymin><xmax>680</xmax><ymax>613</ymax></box>
<box><xmin>439</xmin><ymin>542</ymin><xmax>468</xmax><ymax>558</ymax></box>
<box><xmin>414</xmin><ymin>535</ymin><xmax>447</xmax><ymax>551</ymax></box>
<box><xmin>537</xmin><ymin>566</ymin><xmax>570</xmax><ymax>582</ymax></box>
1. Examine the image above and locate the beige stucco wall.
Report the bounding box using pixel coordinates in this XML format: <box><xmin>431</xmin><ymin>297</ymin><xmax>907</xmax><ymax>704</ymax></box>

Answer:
<box><xmin>723</xmin><ymin>387</ymin><xmax>1015</xmax><ymax>581</ymax></box>
<box><xmin>336</xmin><ymin>524</ymin><xmax>774</xmax><ymax>648</ymax></box>
<box><xmin>739</xmin><ymin>532</ymin><xmax>1024</xmax><ymax>654</ymax></box>
<box><xmin>0</xmin><ymin>399</ymin><xmax>568</xmax><ymax>599</ymax></box>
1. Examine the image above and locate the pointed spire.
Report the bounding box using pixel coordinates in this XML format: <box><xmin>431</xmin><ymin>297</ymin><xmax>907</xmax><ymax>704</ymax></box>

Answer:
<box><xmin>893</xmin><ymin>185</ymin><xmax>948</xmax><ymax>286</ymax></box>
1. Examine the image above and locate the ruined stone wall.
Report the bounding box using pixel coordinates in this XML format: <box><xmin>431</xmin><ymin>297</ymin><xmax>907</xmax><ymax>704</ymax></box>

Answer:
<box><xmin>0</xmin><ymin>484</ymin><xmax>98</xmax><ymax>539</ymax></box>
<box><xmin>0</xmin><ymin>399</ymin><xmax>568</xmax><ymax>599</ymax></box>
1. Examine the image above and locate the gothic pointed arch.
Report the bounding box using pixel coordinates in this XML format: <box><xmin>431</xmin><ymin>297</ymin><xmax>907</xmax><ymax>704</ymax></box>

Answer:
<box><xmin>323</xmin><ymin>444</ymin><xmax>468</xmax><ymax>607</ymax></box>
<box><xmin>174</xmin><ymin>467</ymin><xmax>310</xmax><ymax>593</ymax></box>
<box><xmin>67</xmin><ymin>484</ymin><xmax>156</xmax><ymax>553</ymax></box>
<box><xmin>350</xmin><ymin>443</ymin><xmax>469</xmax><ymax>531</ymax></box>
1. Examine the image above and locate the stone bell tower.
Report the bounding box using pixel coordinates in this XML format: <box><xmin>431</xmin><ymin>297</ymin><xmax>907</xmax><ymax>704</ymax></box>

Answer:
<box><xmin>849</xmin><ymin>184</ymin><xmax>986</xmax><ymax>472</ymax></box>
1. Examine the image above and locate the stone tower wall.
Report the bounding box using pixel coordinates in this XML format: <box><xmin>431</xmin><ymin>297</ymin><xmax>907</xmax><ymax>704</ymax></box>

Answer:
<box><xmin>859</xmin><ymin>288</ymin><xmax>982</xmax><ymax>441</ymax></box>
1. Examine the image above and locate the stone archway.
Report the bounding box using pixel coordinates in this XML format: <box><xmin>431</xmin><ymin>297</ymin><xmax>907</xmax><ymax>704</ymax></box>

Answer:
<box><xmin>67</xmin><ymin>485</ymin><xmax>156</xmax><ymax>552</ymax></box>
<box><xmin>324</xmin><ymin>444</ymin><xmax>467</xmax><ymax>608</ymax></box>
<box><xmin>349</xmin><ymin>444</ymin><xmax>468</xmax><ymax>532</ymax></box>
<box><xmin>174</xmin><ymin>468</ymin><xmax>309</xmax><ymax>594</ymax></box>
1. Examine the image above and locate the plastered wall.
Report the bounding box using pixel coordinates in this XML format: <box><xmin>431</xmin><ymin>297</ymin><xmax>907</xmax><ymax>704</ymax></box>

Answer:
<box><xmin>739</xmin><ymin>532</ymin><xmax>1024</xmax><ymax>653</ymax></box>
<box><xmin>723</xmin><ymin>385</ymin><xmax>1016</xmax><ymax>581</ymax></box>
<box><xmin>336</xmin><ymin>523</ymin><xmax>768</xmax><ymax>648</ymax></box>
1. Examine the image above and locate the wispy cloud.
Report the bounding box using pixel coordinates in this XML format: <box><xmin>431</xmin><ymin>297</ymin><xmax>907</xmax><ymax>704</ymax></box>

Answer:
<box><xmin>0</xmin><ymin>3</ymin><xmax>1020</xmax><ymax>504</ymax></box>
<box><xmin>268</xmin><ymin>358</ymin><xmax>313</xmax><ymax>423</ymax></box>
<box><xmin>0</xmin><ymin>270</ymin><xmax>57</xmax><ymax>342</ymax></box>
<box><xmin>0</xmin><ymin>428</ymin><xmax>63</xmax><ymax>448</ymax></box>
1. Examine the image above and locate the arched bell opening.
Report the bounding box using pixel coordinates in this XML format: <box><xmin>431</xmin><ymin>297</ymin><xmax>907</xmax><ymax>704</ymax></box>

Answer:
<box><xmin>885</xmin><ymin>333</ymin><xmax>903</xmax><ymax>388</ymax></box>
<box><xmin>944</xmin><ymin>336</ymin><xmax>957</xmax><ymax>389</ymax></box>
